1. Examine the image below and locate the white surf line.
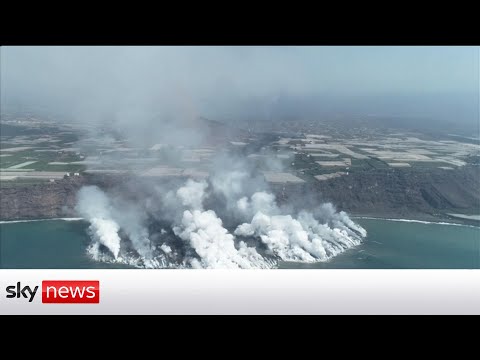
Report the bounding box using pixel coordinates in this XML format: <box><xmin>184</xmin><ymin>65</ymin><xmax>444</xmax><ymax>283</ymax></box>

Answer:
<box><xmin>352</xmin><ymin>216</ymin><xmax>480</xmax><ymax>229</ymax></box>
<box><xmin>0</xmin><ymin>217</ymin><xmax>84</xmax><ymax>224</ymax></box>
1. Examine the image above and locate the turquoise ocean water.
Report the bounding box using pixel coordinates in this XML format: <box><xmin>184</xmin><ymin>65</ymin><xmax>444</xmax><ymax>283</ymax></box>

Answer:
<box><xmin>0</xmin><ymin>218</ymin><xmax>478</xmax><ymax>269</ymax></box>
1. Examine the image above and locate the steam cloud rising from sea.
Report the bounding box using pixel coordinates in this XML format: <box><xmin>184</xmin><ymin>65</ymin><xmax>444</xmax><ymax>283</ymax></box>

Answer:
<box><xmin>5</xmin><ymin>46</ymin><xmax>479</xmax><ymax>268</ymax></box>
<box><xmin>75</xmin><ymin>168</ymin><xmax>366</xmax><ymax>269</ymax></box>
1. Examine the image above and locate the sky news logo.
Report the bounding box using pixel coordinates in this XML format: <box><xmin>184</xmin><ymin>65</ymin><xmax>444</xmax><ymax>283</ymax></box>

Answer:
<box><xmin>5</xmin><ymin>281</ymin><xmax>100</xmax><ymax>303</ymax></box>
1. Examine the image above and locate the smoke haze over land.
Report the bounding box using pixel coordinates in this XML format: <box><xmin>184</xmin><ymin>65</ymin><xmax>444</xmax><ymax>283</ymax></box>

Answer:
<box><xmin>2</xmin><ymin>46</ymin><xmax>479</xmax><ymax>136</ymax></box>
<box><xmin>2</xmin><ymin>46</ymin><xmax>479</xmax><ymax>268</ymax></box>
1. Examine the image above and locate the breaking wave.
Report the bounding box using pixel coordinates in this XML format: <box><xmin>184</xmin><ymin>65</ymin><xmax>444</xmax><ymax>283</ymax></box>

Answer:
<box><xmin>0</xmin><ymin>217</ymin><xmax>84</xmax><ymax>224</ymax></box>
<box><xmin>354</xmin><ymin>216</ymin><xmax>479</xmax><ymax>229</ymax></box>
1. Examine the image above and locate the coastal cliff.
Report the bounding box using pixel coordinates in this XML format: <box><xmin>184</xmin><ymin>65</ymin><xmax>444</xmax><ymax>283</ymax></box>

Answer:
<box><xmin>0</xmin><ymin>177</ymin><xmax>88</xmax><ymax>220</ymax></box>
<box><xmin>1</xmin><ymin>166</ymin><xmax>479</xmax><ymax>223</ymax></box>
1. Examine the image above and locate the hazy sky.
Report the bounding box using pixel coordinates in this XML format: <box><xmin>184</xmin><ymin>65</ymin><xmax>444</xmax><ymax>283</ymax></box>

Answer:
<box><xmin>1</xmin><ymin>46</ymin><xmax>478</xmax><ymax>128</ymax></box>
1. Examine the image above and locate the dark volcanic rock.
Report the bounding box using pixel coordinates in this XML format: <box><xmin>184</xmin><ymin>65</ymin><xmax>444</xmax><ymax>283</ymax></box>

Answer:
<box><xmin>1</xmin><ymin>166</ymin><xmax>479</xmax><ymax>222</ymax></box>
<box><xmin>0</xmin><ymin>177</ymin><xmax>88</xmax><ymax>220</ymax></box>
<box><xmin>271</xmin><ymin>165</ymin><xmax>480</xmax><ymax>220</ymax></box>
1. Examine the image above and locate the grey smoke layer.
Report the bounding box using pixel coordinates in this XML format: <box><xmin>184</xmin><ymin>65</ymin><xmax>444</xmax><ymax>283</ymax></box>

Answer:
<box><xmin>3</xmin><ymin>46</ymin><xmax>478</xmax><ymax>134</ymax></box>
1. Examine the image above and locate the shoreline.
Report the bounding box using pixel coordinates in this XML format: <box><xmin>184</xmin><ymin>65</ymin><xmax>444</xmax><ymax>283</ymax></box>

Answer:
<box><xmin>0</xmin><ymin>217</ymin><xmax>84</xmax><ymax>224</ymax></box>
<box><xmin>348</xmin><ymin>210</ymin><xmax>480</xmax><ymax>227</ymax></box>
<box><xmin>1</xmin><ymin>215</ymin><xmax>478</xmax><ymax>229</ymax></box>
<box><xmin>351</xmin><ymin>216</ymin><xmax>480</xmax><ymax>229</ymax></box>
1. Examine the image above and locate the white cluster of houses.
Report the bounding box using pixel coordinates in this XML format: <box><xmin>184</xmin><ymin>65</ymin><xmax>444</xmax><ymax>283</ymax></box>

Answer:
<box><xmin>49</xmin><ymin>172</ymin><xmax>81</xmax><ymax>183</ymax></box>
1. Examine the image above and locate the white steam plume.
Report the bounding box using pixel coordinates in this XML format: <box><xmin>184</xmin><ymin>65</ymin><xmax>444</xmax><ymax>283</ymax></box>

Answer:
<box><xmin>176</xmin><ymin>179</ymin><xmax>208</xmax><ymax>210</ymax></box>
<box><xmin>237</xmin><ymin>191</ymin><xmax>279</xmax><ymax>219</ymax></box>
<box><xmin>173</xmin><ymin>209</ymin><xmax>269</xmax><ymax>268</ymax></box>
<box><xmin>76</xmin><ymin>175</ymin><xmax>366</xmax><ymax>268</ymax></box>
<box><xmin>76</xmin><ymin>186</ymin><xmax>121</xmax><ymax>259</ymax></box>
<box><xmin>172</xmin><ymin>179</ymin><xmax>271</xmax><ymax>268</ymax></box>
<box><xmin>76</xmin><ymin>186</ymin><xmax>156</xmax><ymax>266</ymax></box>
<box><xmin>234</xmin><ymin>192</ymin><xmax>366</xmax><ymax>262</ymax></box>
<box><xmin>112</xmin><ymin>204</ymin><xmax>156</xmax><ymax>267</ymax></box>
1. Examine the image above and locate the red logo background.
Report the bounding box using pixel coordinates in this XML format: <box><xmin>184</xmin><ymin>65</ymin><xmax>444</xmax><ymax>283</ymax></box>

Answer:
<box><xmin>42</xmin><ymin>280</ymin><xmax>100</xmax><ymax>303</ymax></box>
